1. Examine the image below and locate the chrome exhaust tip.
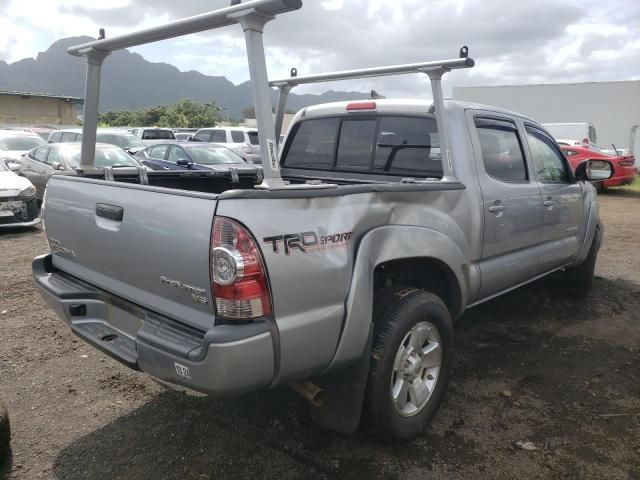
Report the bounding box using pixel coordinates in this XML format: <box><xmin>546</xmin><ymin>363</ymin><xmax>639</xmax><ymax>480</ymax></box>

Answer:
<box><xmin>289</xmin><ymin>380</ymin><xmax>325</xmax><ymax>407</ymax></box>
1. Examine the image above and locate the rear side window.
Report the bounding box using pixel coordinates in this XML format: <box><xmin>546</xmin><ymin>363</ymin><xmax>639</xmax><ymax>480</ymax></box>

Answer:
<box><xmin>231</xmin><ymin>131</ymin><xmax>245</xmax><ymax>143</ymax></box>
<box><xmin>49</xmin><ymin>132</ymin><xmax>62</xmax><ymax>143</ymax></box>
<box><xmin>211</xmin><ymin>130</ymin><xmax>227</xmax><ymax>143</ymax></box>
<box><xmin>475</xmin><ymin>117</ymin><xmax>528</xmax><ymax>182</ymax></box>
<box><xmin>193</xmin><ymin>131</ymin><xmax>211</xmax><ymax>142</ymax></box>
<box><xmin>248</xmin><ymin>131</ymin><xmax>259</xmax><ymax>145</ymax></box>
<box><xmin>61</xmin><ymin>132</ymin><xmax>78</xmax><ymax>142</ymax></box>
<box><xmin>284</xmin><ymin>118</ymin><xmax>339</xmax><ymax>170</ymax></box>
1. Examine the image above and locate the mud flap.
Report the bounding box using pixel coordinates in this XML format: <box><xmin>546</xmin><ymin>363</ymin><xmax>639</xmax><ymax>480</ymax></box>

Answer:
<box><xmin>310</xmin><ymin>324</ymin><xmax>373</xmax><ymax>434</ymax></box>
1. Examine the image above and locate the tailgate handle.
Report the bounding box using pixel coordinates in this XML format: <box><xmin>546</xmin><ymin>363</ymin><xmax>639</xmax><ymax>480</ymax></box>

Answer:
<box><xmin>96</xmin><ymin>203</ymin><xmax>124</xmax><ymax>222</ymax></box>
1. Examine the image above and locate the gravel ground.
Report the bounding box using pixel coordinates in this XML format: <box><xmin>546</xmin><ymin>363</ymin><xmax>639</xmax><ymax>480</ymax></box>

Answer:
<box><xmin>0</xmin><ymin>194</ymin><xmax>639</xmax><ymax>479</ymax></box>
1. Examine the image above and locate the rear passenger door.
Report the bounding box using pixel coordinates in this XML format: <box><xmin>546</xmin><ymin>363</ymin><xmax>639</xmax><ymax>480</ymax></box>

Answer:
<box><xmin>470</xmin><ymin>114</ymin><xmax>543</xmax><ymax>298</ymax></box>
<box><xmin>524</xmin><ymin>124</ymin><xmax>583</xmax><ymax>270</ymax></box>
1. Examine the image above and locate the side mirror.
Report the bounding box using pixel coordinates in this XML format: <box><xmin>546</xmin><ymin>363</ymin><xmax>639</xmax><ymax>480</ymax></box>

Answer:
<box><xmin>6</xmin><ymin>162</ymin><xmax>20</xmax><ymax>172</ymax></box>
<box><xmin>176</xmin><ymin>159</ymin><xmax>193</xmax><ymax>169</ymax></box>
<box><xmin>575</xmin><ymin>159</ymin><xmax>613</xmax><ymax>182</ymax></box>
<box><xmin>51</xmin><ymin>162</ymin><xmax>64</xmax><ymax>171</ymax></box>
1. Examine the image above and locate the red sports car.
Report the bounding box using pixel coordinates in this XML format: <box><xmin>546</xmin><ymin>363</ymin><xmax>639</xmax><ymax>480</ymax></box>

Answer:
<box><xmin>561</xmin><ymin>145</ymin><xmax>636</xmax><ymax>188</ymax></box>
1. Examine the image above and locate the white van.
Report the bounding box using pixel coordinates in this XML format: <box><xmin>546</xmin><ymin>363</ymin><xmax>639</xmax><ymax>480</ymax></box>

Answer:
<box><xmin>191</xmin><ymin>127</ymin><xmax>261</xmax><ymax>164</ymax></box>
<box><xmin>542</xmin><ymin>122</ymin><xmax>598</xmax><ymax>149</ymax></box>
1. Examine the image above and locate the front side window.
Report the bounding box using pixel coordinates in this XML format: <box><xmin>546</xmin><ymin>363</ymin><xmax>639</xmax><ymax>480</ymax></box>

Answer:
<box><xmin>193</xmin><ymin>131</ymin><xmax>211</xmax><ymax>142</ymax></box>
<box><xmin>168</xmin><ymin>146</ymin><xmax>187</xmax><ymax>163</ymax></box>
<box><xmin>148</xmin><ymin>145</ymin><xmax>169</xmax><ymax>159</ymax></box>
<box><xmin>475</xmin><ymin>117</ymin><xmax>528</xmax><ymax>182</ymax></box>
<box><xmin>231</xmin><ymin>131</ymin><xmax>245</xmax><ymax>143</ymax></box>
<box><xmin>526</xmin><ymin>126</ymin><xmax>570</xmax><ymax>183</ymax></box>
<box><xmin>210</xmin><ymin>130</ymin><xmax>227</xmax><ymax>143</ymax></box>
<box><xmin>47</xmin><ymin>149</ymin><xmax>62</xmax><ymax>166</ymax></box>
<box><xmin>49</xmin><ymin>132</ymin><xmax>63</xmax><ymax>143</ymax></box>
<box><xmin>34</xmin><ymin>147</ymin><xmax>49</xmax><ymax>163</ymax></box>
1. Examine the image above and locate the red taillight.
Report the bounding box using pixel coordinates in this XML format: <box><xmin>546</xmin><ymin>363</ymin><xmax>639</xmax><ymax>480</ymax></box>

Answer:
<box><xmin>211</xmin><ymin>217</ymin><xmax>272</xmax><ymax>320</ymax></box>
<box><xmin>346</xmin><ymin>101</ymin><xmax>376</xmax><ymax>111</ymax></box>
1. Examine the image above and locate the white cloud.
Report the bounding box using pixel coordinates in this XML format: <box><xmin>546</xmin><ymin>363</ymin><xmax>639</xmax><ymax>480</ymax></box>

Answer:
<box><xmin>0</xmin><ymin>0</ymin><xmax>638</xmax><ymax>98</ymax></box>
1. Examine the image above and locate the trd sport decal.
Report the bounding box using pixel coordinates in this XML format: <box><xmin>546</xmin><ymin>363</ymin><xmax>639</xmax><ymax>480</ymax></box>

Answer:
<box><xmin>263</xmin><ymin>231</ymin><xmax>353</xmax><ymax>255</ymax></box>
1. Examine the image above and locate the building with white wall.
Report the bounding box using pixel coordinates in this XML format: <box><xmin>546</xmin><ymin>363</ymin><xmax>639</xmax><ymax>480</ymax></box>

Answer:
<box><xmin>453</xmin><ymin>81</ymin><xmax>640</xmax><ymax>150</ymax></box>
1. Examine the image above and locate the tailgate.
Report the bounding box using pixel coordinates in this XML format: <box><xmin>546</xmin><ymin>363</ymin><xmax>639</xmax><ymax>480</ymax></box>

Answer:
<box><xmin>43</xmin><ymin>176</ymin><xmax>217</xmax><ymax>331</ymax></box>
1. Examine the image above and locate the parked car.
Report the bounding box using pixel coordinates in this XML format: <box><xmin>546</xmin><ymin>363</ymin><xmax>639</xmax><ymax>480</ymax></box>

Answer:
<box><xmin>127</xmin><ymin>127</ymin><xmax>176</xmax><ymax>145</ymax></box>
<box><xmin>191</xmin><ymin>126</ymin><xmax>261</xmax><ymax>164</ymax></box>
<box><xmin>562</xmin><ymin>145</ymin><xmax>636</xmax><ymax>188</ymax></box>
<box><xmin>542</xmin><ymin>122</ymin><xmax>599</xmax><ymax>149</ymax></box>
<box><xmin>0</xmin><ymin>130</ymin><xmax>46</xmax><ymax>168</ymax></box>
<box><xmin>47</xmin><ymin>128</ymin><xmax>146</xmax><ymax>154</ymax></box>
<box><xmin>136</xmin><ymin>142</ymin><xmax>258</xmax><ymax>172</ymax></box>
<box><xmin>20</xmin><ymin>143</ymin><xmax>143</xmax><ymax>199</ymax></box>
<box><xmin>0</xmin><ymin>159</ymin><xmax>40</xmax><ymax>228</ymax></box>
<box><xmin>0</xmin><ymin>400</ymin><xmax>9</xmax><ymax>466</ymax></box>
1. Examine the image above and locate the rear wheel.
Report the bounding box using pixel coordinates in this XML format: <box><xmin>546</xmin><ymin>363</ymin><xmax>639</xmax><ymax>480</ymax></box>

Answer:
<box><xmin>364</xmin><ymin>286</ymin><xmax>453</xmax><ymax>442</ymax></box>
<box><xmin>0</xmin><ymin>400</ymin><xmax>10</xmax><ymax>465</ymax></box>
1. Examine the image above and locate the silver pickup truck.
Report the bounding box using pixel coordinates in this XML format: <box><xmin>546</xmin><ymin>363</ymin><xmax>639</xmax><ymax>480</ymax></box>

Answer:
<box><xmin>32</xmin><ymin>0</ymin><xmax>612</xmax><ymax>442</ymax></box>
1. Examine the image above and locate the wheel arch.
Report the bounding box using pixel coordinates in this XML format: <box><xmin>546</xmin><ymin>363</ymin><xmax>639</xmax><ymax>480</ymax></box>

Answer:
<box><xmin>324</xmin><ymin>225</ymin><xmax>469</xmax><ymax>373</ymax></box>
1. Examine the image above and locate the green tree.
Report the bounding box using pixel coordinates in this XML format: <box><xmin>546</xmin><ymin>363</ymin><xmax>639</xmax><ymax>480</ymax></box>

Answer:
<box><xmin>99</xmin><ymin>98</ymin><xmax>219</xmax><ymax>128</ymax></box>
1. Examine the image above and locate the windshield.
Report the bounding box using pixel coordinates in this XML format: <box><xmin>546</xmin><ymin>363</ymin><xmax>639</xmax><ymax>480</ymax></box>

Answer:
<box><xmin>142</xmin><ymin>129</ymin><xmax>175</xmax><ymax>140</ymax></box>
<box><xmin>0</xmin><ymin>136</ymin><xmax>46</xmax><ymax>151</ymax></box>
<box><xmin>64</xmin><ymin>147</ymin><xmax>141</xmax><ymax>168</ymax></box>
<box><xmin>186</xmin><ymin>146</ymin><xmax>244</xmax><ymax>165</ymax></box>
<box><xmin>96</xmin><ymin>133</ymin><xmax>145</xmax><ymax>149</ymax></box>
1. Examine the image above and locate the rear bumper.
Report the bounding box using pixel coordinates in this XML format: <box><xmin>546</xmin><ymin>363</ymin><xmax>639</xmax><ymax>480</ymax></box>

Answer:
<box><xmin>32</xmin><ymin>254</ymin><xmax>275</xmax><ymax>396</ymax></box>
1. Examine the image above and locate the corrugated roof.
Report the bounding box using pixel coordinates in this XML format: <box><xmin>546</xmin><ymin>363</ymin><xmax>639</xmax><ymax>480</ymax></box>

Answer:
<box><xmin>0</xmin><ymin>90</ymin><xmax>84</xmax><ymax>102</ymax></box>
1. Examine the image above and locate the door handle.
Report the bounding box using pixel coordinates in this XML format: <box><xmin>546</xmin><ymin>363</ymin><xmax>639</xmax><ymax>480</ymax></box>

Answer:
<box><xmin>488</xmin><ymin>205</ymin><xmax>506</xmax><ymax>213</ymax></box>
<box><xmin>543</xmin><ymin>197</ymin><xmax>554</xmax><ymax>207</ymax></box>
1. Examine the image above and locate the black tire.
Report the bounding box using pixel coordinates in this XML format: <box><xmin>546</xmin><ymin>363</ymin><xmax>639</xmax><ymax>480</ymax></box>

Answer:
<box><xmin>562</xmin><ymin>227</ymin><xmax>601</xmax><ymax>297</ymax></box>
<box><xmin>0</xmin><ymin>401</ymin><xmax>10</xmax><ymax>465</ymax></box>
<box><xmin>364</xmin><ymin>286</ymin><xmax>453</xmax><ymax>442</ymax></box>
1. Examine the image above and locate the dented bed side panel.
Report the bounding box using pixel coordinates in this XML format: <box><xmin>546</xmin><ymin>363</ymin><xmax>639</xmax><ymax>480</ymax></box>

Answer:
<box><xmin>216</xmin><ymin>186</ymin><xmax>475</xmax><ymax>383</ymax></box>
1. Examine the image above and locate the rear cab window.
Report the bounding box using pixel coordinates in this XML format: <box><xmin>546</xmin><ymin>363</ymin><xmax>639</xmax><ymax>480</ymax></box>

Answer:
<box><xmin>282</xmin><ymin>115</ymin><xmax>442</xmax><ymax>178</ymax></box>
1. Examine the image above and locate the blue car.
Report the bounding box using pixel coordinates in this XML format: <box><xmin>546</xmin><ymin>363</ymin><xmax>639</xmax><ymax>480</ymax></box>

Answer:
<box><xmin>136</xmin><ymin>142</ymin><xmax>258</xmax><ymax>172</ymax></box>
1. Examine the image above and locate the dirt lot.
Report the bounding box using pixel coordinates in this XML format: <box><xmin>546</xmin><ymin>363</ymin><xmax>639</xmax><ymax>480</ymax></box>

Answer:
<box><xmin>0</xmin><ymin>194</ymin><xmax>639</xmax><ymax>480</ymax></box>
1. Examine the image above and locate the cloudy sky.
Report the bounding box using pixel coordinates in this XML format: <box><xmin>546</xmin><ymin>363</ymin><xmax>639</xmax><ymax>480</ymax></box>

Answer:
<box><xmin>0</xmin><ymin>0</ymin><xmax>639</xmax><ymax>97</ymax></box>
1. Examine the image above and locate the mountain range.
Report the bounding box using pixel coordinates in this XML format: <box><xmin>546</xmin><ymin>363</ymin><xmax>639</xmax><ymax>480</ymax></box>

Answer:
<box><xmin>0</xmin><ymin>37</ymin><xmax>367</xmax><ymax>120</ymax></box>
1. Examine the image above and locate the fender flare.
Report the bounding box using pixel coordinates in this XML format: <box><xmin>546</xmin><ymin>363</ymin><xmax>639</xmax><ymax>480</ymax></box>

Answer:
<box><xmin>324</xmin><ymin>225</ymin><xmax>469</xmax><ymax>372</ymax></box>
<box><xmin>574</xmin><ymin>200</ymin><xmax>600</xmax><ymax>266</ymax></box>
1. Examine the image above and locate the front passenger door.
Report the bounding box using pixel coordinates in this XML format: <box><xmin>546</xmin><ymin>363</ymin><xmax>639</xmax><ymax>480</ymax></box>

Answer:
<box><xmin>524</xmin><ymin>125</ymin><xmax>584</xmax><ymax>270</ymax></box>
